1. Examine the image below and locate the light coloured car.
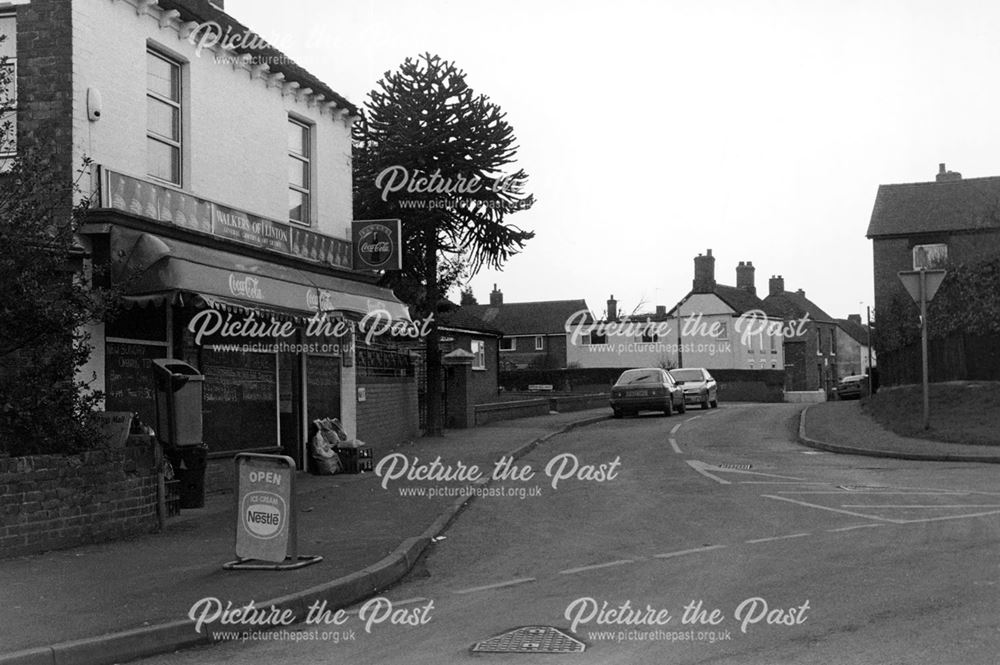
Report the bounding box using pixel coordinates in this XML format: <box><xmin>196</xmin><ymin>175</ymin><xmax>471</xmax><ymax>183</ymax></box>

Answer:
<box><xmin>610</xmin><ymin>368</ymin><xmax>686</xmax><ymax>418</ymax></box>
<box><xmin>668</xmin><ymin>367</ymin><xmax>718</xmax><ymax>410</ymax></box>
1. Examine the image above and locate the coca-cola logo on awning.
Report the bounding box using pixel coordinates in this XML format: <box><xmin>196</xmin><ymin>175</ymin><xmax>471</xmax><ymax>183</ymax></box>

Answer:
<box><xmin>229</xmin><ymin>273</ymin><xmax>264</xmax><ymax>301</ymax></box>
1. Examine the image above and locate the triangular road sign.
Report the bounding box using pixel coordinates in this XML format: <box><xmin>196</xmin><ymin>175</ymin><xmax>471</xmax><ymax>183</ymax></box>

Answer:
<box><xmin>898</xmin><ymin>269</ymin><xmax>947</xmax><ymax>304</ymax></box>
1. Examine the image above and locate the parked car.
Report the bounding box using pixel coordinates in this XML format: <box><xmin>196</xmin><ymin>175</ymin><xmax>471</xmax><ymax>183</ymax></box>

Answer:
<box><xmin>836</xmin><ymin>374</ymin><xmax>869</xmax><ymax>400</ymax></box>
<box><xmin>610</xmin><ymin>368</ymin><xmax>686</xmax><ymax>418</ymax></box>
<box><xmin>669</xmin><ymin>367</ymin><xmax>718</xmax><ymax>409</ymax></box>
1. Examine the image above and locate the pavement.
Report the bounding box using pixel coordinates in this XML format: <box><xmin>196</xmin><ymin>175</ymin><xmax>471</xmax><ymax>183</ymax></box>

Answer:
<box><xmin>799</xmin><ymin>399</ymin><xmax>1000</xmax><ymax>463</ymax></box>
<box><xmin>0</xmin><ymin>408</ymin><xmax>610</xmax><ymax>665</ymax></box>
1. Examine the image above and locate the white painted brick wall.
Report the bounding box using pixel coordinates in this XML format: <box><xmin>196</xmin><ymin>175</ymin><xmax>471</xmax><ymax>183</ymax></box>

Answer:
<box><xmin>72</xmin><ymin>0</ymin><xmax>354</xmax><ymax>239</ymax></box>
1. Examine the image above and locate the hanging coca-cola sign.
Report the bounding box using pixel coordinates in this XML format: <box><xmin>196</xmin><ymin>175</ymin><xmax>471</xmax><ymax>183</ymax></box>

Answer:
<box><xmin>352</xmin><ymin>219</ymin><xmax>402</xmax><ymax>271</ymax></box>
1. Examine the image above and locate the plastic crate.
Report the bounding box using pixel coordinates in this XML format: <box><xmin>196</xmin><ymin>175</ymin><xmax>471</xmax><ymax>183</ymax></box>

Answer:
<box><xmin>337</xmin><ymin>446</ymin><xmax>373</xmax><ymax>474</ymax></box>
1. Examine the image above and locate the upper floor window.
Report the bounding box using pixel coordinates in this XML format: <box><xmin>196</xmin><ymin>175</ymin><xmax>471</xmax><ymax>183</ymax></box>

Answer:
<box><xmin>499</xmin><ymin>337</ymin><xmax>514</xmax><ymax>351</ymax></box>
<box><xmin>147</xmin><ymin>50</ymin><xmax>182</xmax><ymax>185</ymax></box>
<box><xmin>288</xmin><ymin>118</ymin><xmax>311</xmax><ymax>224</ymax></box>
<box><xmin>471</xmin><ymin>340</ymin><xmax>486</xmax><ymax>370</ymax></box>
<box><xmin>641</xmin><ymin>328</ymin><xmax>658</xmax><ymax>343</ymax></box>
<box><xmin>770</xmin><ymin>332</ymin><xmax>778</xmax><ymax>353</ymax></box>
<box><xmin>534</xmin><ymin>335</ymin><xmax>544</xmax><ymax>351</ymax></box>
<box><xmin>0</xmin><ymin>13</ymin><xmax>17</xmax><ymax>158</ymax></box>
<box><xmin>829</xmin><ymin>329</ymin><xmax>836</xmax><ymax>355</ymax></box>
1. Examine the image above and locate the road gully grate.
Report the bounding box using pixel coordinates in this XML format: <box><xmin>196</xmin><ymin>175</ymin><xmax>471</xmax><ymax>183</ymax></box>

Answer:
<box><xmin>716</xmin><ymin>463</ymin><xmax>752</xmax><ymax>470</ymax></box>
<box><xmin>838</xmin><ymin>485</ymin><xmax>892</xmax><ymax>492</ymax></box>
<box><xmin>472</xmin><ymin>626</ymin><xmax>586</xmax><ymax>654</ymax></box>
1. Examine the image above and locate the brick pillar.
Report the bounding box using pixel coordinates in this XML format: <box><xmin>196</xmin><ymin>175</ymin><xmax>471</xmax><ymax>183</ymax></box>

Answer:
<box><xmin>16</xmin><ymin>0</ymin><xmax>75</xmax><ymax>219</ymax></box>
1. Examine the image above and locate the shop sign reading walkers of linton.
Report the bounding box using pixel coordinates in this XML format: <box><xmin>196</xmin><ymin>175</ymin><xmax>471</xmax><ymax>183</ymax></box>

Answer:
<box><xmin>102</xmin><ymin>168</ymin><xmax>354</xmax><ymax>270</ymax></box>
<box><xmin>224</xmin><ymin>454</ymin><xmax>321</xmax><ymax>570</ymax></box>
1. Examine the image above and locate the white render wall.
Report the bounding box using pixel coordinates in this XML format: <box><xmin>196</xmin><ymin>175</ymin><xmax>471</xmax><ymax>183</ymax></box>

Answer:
<box><xmin>71</xmin><ymin>0</ymin><xmax>354</xmax><ymax>239</ymax></box>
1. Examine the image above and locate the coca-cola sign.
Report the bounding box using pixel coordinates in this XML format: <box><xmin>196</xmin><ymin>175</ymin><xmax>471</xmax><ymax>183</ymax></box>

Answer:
<box><xmin>228</xmin><ymin>273</ymin><xmax>264</xmax><ymax>301</ymax></box>
<box><xmin>352</xmin><ymin>219</ymin><xmax>401</xmax><ymax>271</ymax></box>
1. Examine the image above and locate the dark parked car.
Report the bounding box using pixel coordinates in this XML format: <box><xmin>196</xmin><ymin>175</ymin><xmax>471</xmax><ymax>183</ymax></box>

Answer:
<box><xmin>836</xmin><ymin>374</ymin><xmax>869</xmax><ymax>400</ymax></box>
<box><xmin>668</xmin><ymin>367</ymin><xmax>718</xmax><ymax>410</ymax></box>
<box><xmin>610</xmin><ymin>368</ymin><xmax>686</xmax><ymax>418</ymax></box>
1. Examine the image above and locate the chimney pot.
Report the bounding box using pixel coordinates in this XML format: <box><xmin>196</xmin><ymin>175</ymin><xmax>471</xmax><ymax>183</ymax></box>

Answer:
<box><xmin>489</xmin><ymin>284</ymin><xmax>503</xmax><ymax>306</ymax></box>
<box><xmin>736</xmin><ymin>260</ymin><xmax>756</xmax><ymax>295</ymax></box>
<box><xmin>693</xmin><ymin>250</ymin><xmax>717</xmax><ymax>293</ymax></box>
<box><xmin>607</xmin><ymin>295</ymin><xmax>618</xmax><ymax>322</ymax></box>
<box><xmin>768</xmin><ymin>275</ymin><xmax>785</xmax><ymax>297</ymax></box>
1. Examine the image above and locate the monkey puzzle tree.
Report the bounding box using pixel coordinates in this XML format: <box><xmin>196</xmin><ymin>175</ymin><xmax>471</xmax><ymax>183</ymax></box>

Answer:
<box><xmin>354</xmin><ymin>53</ymin><xmax>534</xmax><ymax>435</ymax></box>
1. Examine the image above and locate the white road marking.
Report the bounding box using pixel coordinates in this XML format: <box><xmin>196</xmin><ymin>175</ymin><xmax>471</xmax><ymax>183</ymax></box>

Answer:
<box><xmin>452</xmin><ymin>578</ymin><xmax>536</xmax><ymax>595</ymax></box>
<box><xmin>746</xmin><ymin>533</ymin><xmax>810</xmax><ymax>544</ymax></box>
<box><xmin>842</xmin><ymin>504</ymin><xmax>1000</xmax><ymax>509</ymax></box>
<box><xmin>801</xmin><ymin>451</ymin><xmax>825</xmax><ymax>455</ymax></box>
<box><xmin>653</xmin><ymin>545</ymin><xmax>727</xmax><ymax>559</ymax></box>
<box><xmin>686</xmin><ymin>415</ymin><xmax>702</xmax><ymax>422</ymax></box>
<box><xmin>895</xmin><ymin>509</ymin><xmax>1000</xmax><ymax>524</ymax></box>
<box><xmin>778</xmin><ymin>491</ymin><xmax>970</xmax><ymax>495</ymax></box>
<box><xmin>739</xmin><ymin>481</ymin><xmax>831</xmax><ymax>485</ymax></box>
<box><xmin>342</xmin><ymin>597</ymin><xmax>428</xmax><ymax>615</ymax></box>
<box><xmin>828</xmin><ymin>523</ymin><xmax>887</xmax><ymax>532</ymax></box>
<box><xmin>669</xmin><ymin>438</ymin><xmax>682</xmax><ymax>454</ymax></box>
<box><xmin>670</xmin><ymin>423</ymin><xmax>682</xmax><ymax>434</ymax></box>
<box><xmin>762</xmin><ymin>494</ymin><xmax>900</xmax><ymax>523</ymax></box>
<box><xmin>559</xmin><ymin>559</ymin><xmax>638</xmax><ymax>575</ymax></box>
<box><xmin>686</xmin><ymin>460</ymin><xmax>730</xmax><ymax>485</ymax></box>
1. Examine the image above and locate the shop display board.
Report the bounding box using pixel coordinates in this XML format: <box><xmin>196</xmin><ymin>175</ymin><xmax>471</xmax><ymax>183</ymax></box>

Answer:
<box><xmin>105</xmin><ymin>340</ymin><xmax>165</xmax><ymax>430</ymax></box>
<box><xmin>306</xmin><ymin>355</ymin><xmax>341</xmax><ymax>422</ymax></box>
<box><xmin>202</xmin><ymin>350</ymin><xmax>278</xmax><ymax>452</ymax></box>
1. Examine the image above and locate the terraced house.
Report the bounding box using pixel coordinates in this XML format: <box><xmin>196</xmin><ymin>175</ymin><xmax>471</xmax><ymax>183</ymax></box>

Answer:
<box><xmin>9</xmin><ymin>0</ymin><xmax>415</xmax><ymax>488</ymax></box>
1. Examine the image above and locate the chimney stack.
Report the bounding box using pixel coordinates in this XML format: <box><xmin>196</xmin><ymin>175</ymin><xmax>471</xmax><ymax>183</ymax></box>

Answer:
<box><xmin>847</xmin><ymin>314</ymin><xmax>862</xmax><ymax>325</ymax></box>
<box><xmin>460</xmin><ymin>288</ymin><xmax>477</xmax><ymax>306</ymax></box>
<box><xmin>796</xmin><ymin>288</ymin><xmax>806</xmax><ymax>297</ymax></box>
<box><xmin>489</xmin><ymin>284</ymin><xmax>503</xmax><ymax>306</ymax></box>
<box><xmin>936</xmin><ymin>163</ymin><xmax>962</xmax><ymax>182</ymax></box>
<box><xmin>655</xmin><ymin>305</ymin><xmax>666</xmax><ymax>316</ymax></box>
<box><xmin>607</xmin><ymin>295</ymin><xmax>618</xmax><ymax>322</ymax></box>
<box><xmin>736</xmin><ymin>260</ymin><xmax>756</xmax><ymax>295</ymax></box>
<box><xmin>692</xmin><ymin>249</ymin><xmax>716</xmax><ymax>293</ymax></box>
<box><xmin>768</xmin><ymin>275</ymin><xmax>784</xmax><ymax>296</ymax></box>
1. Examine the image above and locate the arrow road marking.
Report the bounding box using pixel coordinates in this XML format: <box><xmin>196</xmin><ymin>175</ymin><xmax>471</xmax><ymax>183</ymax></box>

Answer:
<box><xmin>669</xmin><ymin>438</ymin><xmax>682</xmax><ymax>454</ymax></box>
<box><xmin>685</xmin><ymin>460</ymin><xmax>730</xmax><ymax>484</ymax></box>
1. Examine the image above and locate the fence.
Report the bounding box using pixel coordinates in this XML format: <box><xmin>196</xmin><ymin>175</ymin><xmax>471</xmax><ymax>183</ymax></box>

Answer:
<box><xmin>878</xmin><ymin>334</ymin><xmax>1000</xmax><ymax>386</ymax></box>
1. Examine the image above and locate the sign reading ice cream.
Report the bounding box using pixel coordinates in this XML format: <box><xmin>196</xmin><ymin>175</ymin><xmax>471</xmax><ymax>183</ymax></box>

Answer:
<box><xmin>234</xmin><ymin>454</ymin><xmax>295</xmax><ymax>563</ymax></box>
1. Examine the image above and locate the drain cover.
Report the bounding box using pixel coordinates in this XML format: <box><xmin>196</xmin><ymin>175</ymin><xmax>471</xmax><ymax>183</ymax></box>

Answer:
<box><xmin>472</xmin><ymin>626</ymin><xmax>585</xmax><ymax>653</ymax></box>
<box><xmin>716</xmin><ymin>463</ymin><xmax>752</xmax><ymax>470</ymax></box>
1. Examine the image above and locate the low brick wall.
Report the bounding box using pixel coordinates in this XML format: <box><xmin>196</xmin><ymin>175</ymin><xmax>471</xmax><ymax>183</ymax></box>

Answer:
<box><xmin>474</xmin><ymin>398</ymin><xmax>550</xmax><ymax>426</ymax></box>
<box><xmin>784</xmin><ymin>390</ymin><xmax>827</xmax><ymax>403</ymax></box>
<box><xmin>0</xmin><ymin>436</ymin><xmax>159</xmax><ymax>559</ymax></box>
<box><xmin>549</xmin><ymin>393</ymin><xmax>610</xmax><ymax>413</ymax></box>
<box><xmin>357</xmin><ymin>375</ymin><xmax>419</xmax><ymax>449</ymax></box>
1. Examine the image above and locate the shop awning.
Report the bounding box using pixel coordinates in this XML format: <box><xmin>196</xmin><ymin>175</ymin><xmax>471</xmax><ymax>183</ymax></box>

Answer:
<box><xmin>110</xmin><ymin>226</ymin><xmax>410</xmax><ymax>321</ymax></box>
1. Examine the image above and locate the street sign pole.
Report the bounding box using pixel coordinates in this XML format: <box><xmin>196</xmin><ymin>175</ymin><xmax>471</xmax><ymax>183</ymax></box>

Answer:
<box><xmin>919</xmin><ymin>270</ymin><xmax>930</xmax><ymax>430</ymax></box>
<box><xmin>898</xmin><ymin>268</ymin><xmax>945</xmax><ymax>431</ymax></box>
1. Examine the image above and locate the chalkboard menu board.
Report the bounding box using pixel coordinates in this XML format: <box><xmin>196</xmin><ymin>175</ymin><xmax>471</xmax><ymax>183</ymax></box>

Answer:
<box><xmin>202</xmin><ymin>350</ymin><xmax>277</xmax><ymax>453</ymax></box>
<box><xmin>306</xmin><ymin>355</ymin><xmax>340</xmax><ymax>422</ymax></box>
<box><xmin>105</xmin><ymin>341</ymin><xmax>165</xmax><ymax>430</ymax></box>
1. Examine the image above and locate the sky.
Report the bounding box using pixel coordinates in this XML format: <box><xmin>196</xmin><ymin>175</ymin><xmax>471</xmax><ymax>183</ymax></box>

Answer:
<box><xmin>228</xmin><ymin>0</ymin><xmax>1000</xmax><ymax>320</ymax></box>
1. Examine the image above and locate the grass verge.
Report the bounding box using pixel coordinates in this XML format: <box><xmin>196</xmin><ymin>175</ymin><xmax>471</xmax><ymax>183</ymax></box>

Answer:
<box><xmin>861</xmin><ymin>382</ymin><xmax>1000</xmax><ymax>446</ymax></box>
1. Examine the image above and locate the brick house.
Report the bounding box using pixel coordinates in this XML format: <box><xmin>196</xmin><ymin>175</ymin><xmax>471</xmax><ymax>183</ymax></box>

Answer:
<box><xmin>6</xmin><ymin>0</ymin><xmax>415</xmax><ymax>483</ymax></box>
<box><xmin>664</xmin><ymin>251</ymin><xmax>787</xmax><ymax>370</ymax></box>
<box><xmin>763</xmin><ymin>278</ymin><xmax>839</xmax><ymax>392</ymax></box>
<box><xmin>868</xmin><ymin>163</ymin><xmax>1000</xmax><ymax>322</ymax></box>
<box><xmin>462</xmin><ymin>286</ymin><xmax>587</xmax><ymax>369</ymax></box>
